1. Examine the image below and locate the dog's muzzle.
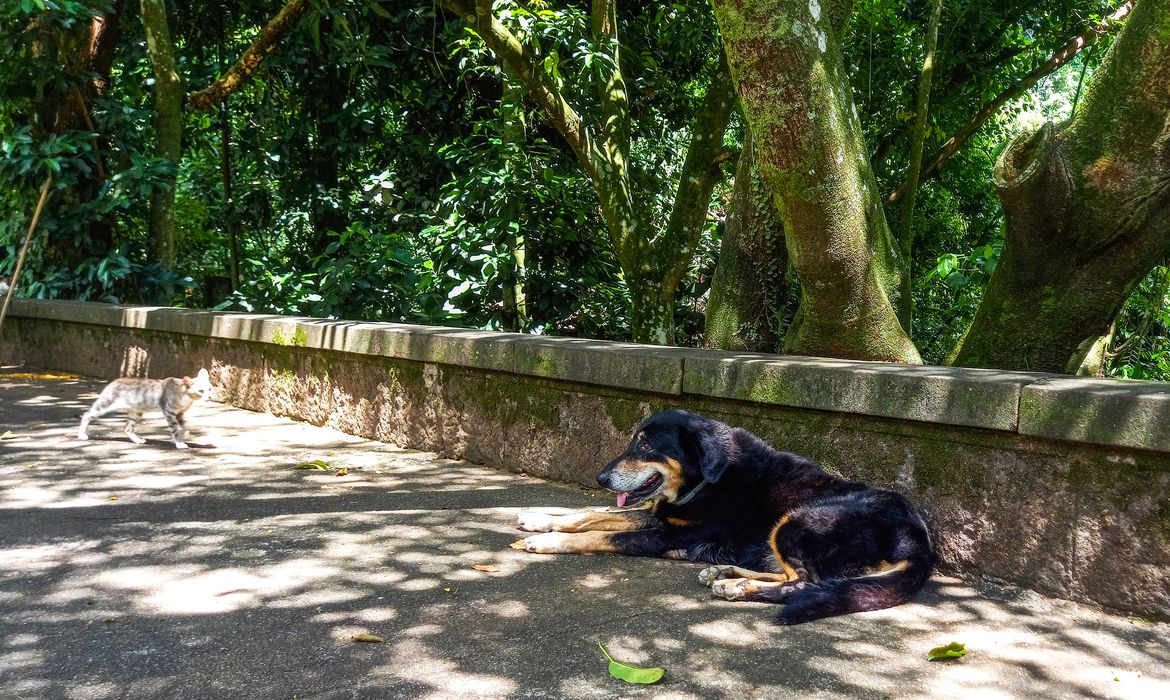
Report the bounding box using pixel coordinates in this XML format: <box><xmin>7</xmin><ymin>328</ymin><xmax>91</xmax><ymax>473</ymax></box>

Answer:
<box><xmin>597</xmin><ymin>460</ymin><xmax>665</xmax><ymax>508</ymax></box>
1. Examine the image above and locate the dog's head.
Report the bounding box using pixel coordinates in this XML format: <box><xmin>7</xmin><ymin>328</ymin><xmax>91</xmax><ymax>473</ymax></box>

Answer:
<box><xmin>596</xmin><ymin>410</ymin><xmax>734</xmax><ymax>507</ymax></box>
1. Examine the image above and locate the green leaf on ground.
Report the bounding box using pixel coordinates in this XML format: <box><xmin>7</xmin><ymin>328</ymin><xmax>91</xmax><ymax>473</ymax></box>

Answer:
<box><xmin>598</xmin><ymin>642</ymin><xmax>664</xmax><ymax>684</ymax></box>
<box><xmin>296</xmin><ymin>460</ymin><xmax>330</xmax><ymax>470</ymax></box>
<box><xmin>928</xmin><ymin>642</ymin><xmax>968</xmax><ymax>661</ymax></box>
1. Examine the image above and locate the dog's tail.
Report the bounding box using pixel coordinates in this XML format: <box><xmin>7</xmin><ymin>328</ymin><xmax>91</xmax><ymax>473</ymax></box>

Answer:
<box><xmin>776</xmin><ymin>555</ymin><xmax>932</xmax><ymax>625</ymax></box>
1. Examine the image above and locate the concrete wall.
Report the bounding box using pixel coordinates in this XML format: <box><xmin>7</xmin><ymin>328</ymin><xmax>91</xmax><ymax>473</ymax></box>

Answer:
<box><xmin>4</xmin><ymin>299</ymin><xmax>1169</xmax><ymax>619</ymax></box>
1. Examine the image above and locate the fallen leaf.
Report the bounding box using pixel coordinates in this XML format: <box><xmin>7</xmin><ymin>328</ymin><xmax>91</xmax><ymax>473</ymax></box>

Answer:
<box><xmin>352</xmin><ymin>633</ymin><xmax>385</xmax><ymax>643</ymax></box>
<box><xmin>471</xmin><ymin>564</ymin><xmax>499</xmax><ymax>572</ymax></box>
<box><xmin>0</xmin><ymin>372</ymin><xmax>82</xmax><ymax>380</ymax></box>
<box><xmin>927</xmin><ymin>642</ymin><xmax>967</xmax><ymax>661</ymax></box>
<box><xmin>598</xmin><ymin>642</ymin><xmax>664</xmax><ymax>684</ymax></box>
<box><xmin>335</xmin><ymin>467</ymin><xmax>349</xmax><ymax>477</ymax></box>
<box><xmin>108</xmin><ymin>496</ymin><xmax>118</xmax><ymax>501</ymax></box>
<box><xmin>1</xmin><ymin>431</ymin><xmax>15</xmax><ymax>440</ymax></box>
<box><xmin>296</xmin><ymin>460</ymin><xmax>330</xmax><ymax>470</ymax></box>
<box><xmin>508</xmin><ymin>540</ymin><xmax>527</xmax><ymax>550</ymax></box>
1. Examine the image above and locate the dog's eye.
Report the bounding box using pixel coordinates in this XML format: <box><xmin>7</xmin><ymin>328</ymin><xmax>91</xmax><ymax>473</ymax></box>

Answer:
<box><xmin>638</xmin><ymin>438</ymin><xmax>652</xmax><ymax>451</ymax></box>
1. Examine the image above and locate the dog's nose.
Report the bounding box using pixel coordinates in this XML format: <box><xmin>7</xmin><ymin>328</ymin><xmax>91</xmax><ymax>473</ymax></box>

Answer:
<box><xmin>596</xmin><ymin>461</ymin><xmax>617</xmax><ymax>489</ymax></box>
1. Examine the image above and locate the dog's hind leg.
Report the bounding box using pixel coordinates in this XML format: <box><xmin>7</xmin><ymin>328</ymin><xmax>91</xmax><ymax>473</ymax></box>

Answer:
<box><xmin>709</xmin><ymin>577</ymin><xmax>806</xmax><ymax>603</ymax></box>
<box><xmin>698</xmin><ymin>565</ymin><xmax>795</xmax><ymax>586</ymax></box>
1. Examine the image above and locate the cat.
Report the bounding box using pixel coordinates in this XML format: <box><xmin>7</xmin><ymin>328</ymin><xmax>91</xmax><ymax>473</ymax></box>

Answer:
<box><xmin>77</xmin><ymin>368</ymin><xmax>213</xmax><ymax>449</ymax></box>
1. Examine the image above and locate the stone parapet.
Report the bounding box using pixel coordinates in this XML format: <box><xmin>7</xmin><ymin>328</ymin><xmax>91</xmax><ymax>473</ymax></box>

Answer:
<box><xmin>3</xmin><ymin>299</ymin><xmax>1169</xmax><ymax>619</ymax></box>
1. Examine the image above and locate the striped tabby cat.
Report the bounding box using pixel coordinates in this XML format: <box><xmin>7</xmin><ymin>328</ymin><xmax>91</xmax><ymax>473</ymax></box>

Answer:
<box><xmin>78</xmin><ymin>368</ymin><xmax>213</xmax><ymax>448</ymax></box>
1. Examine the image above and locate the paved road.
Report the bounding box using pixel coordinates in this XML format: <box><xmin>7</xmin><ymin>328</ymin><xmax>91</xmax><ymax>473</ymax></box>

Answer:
<box><xmin>1</xmin><ymin>369</ymin><xmax>1167</xmax><ymax>699</ymax></box>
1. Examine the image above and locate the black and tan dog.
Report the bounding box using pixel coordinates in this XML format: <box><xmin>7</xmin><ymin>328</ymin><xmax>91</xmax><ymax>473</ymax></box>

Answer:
<box><xmin>513</xmin><ymin>409</ymin><xmax>934</xmax><ymax>624</ymax></box>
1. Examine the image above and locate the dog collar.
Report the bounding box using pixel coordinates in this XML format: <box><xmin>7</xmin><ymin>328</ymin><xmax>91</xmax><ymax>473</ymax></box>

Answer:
<box><xmin>673</xmin><ymin>479</ymin><xmax>710</xmax><ymax>506</ymax></box>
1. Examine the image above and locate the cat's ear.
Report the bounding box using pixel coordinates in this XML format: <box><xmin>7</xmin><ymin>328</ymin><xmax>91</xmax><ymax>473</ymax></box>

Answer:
<box><xmin>197</xmin><ymin>368</ymin><xmax>210</xmax><ymax>380</ymax></box>
<box><xmin>182</xmin><ymin>376</ymin><xmax>192</xmax><ymax>387</ymax></box>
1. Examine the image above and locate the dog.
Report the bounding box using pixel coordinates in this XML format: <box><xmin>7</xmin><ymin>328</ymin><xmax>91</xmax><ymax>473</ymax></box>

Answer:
<box><xmin>512</xmin><ymin>409</ymin><xmax>934</xmax><ymax>624</ymax></box>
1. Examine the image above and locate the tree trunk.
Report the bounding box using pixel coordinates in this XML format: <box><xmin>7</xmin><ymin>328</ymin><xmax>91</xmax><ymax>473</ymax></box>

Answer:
<box><xmin>712</xmin><ymin>0</ymin><xmax>920</xmax><ymax>362</ymax></box>
<box><xmin>306</xmin><ymin>16</ymin><xmax>347</xmax><ymax>257</ymax></box>
<box><xmin>950</xmin><ymin>0</ymin><xmax>1170</xmax><ymax>371</ymax></box>
<box><xmin>32</xmin><ymin>1</ymin><xmax>126</xmax><ymax>269</ymax></box>
<box><xmin>704</xmin><ymin>130</ymin><xmax>788</xmax><ymax>352</ymax></box>
<box><xmin>220</xmin><ymin>96</ymin><xmax>241</xmax><ymax>291</ymax></box>
<box><xmin>895</xmin><ymin>0</ymin><xmax>942</xmax><ymax>332</ymax></box>
<box><xmin>140</xmin><ymin>0</ymin><xmax>184</xmax><ymax>269</ymax></box>
<box><xmin>500</xmin><ymin>79</ymin><xmax>527</xmax><ymax>332</ymax></box>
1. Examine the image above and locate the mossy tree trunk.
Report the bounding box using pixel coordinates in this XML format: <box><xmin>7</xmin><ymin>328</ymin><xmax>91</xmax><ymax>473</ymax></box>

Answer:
<box><xmin>704</xmin><ymin>130</ymin><xmax>789</xmax><ymax>352</ymax></box>
<box><xmin>711</xmin><ymin>0</ymin><xmax>920</xmax><ymax>363</ymax></box>
<box><xmin>949</xmin><ymin>0</ymin><xmax>1170</xmax><ymax>372</ymax></box>
<box><xmin>140</xmin><ymin>0</ymin><xmax>184</xmax><ymax>269</ymax></box>
<box><xmin>440</xmin><ymin>0</ymin><xmax>736</xmax><ymax>345</ymax></box>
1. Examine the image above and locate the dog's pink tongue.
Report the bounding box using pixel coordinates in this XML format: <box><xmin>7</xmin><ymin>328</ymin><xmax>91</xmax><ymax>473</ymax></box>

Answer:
<box><xmin>617</xmin><ymin>492</ymin><xmax>629</xmax><ymax>508</ymax></box>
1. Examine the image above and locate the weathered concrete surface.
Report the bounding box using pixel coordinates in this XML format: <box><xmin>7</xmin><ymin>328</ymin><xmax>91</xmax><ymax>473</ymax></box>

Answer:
<box><xmin>684</xmin><ymin>353</ymin><xmax>1041</xmax><ymax>431</ymax></box>
<box><xmin>1</xmin><ymin>372</ymin><xmax>1168</xmax><ymax>700</ymax></box>
<box><xmin>1021</xmin><ymin>376</ymin><xmax>1170</xmax><ymax>452</ymax></box>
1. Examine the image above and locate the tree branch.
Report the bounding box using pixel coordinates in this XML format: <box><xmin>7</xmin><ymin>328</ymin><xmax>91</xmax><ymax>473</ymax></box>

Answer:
<box><xmin>886</xmin><ymin>1</ymin><xmax>1132</xmax><ymax>204</ymax></box>
<box><xmin>661</xmin><ymin>53</ymin><xmax>737</xmax><ymax>287</ymax></box>
<box><xmin>896</xmin><ymin>0</ymin><xmax>942</xmax><ymax>258</ymax></box>
<box><xmin>591</xmin><ymin>0</ymin><xmax>629</xmax><ymax>163</ymax></box>
<box><xmin>439</xmin><ymin>0</ymin><xmax>598</xmax><ymax>179</ymax></box>
<box><xmin>187</xmin><ymin>0</ymin><xmax>311</xmax><ymax>111</ymax></box>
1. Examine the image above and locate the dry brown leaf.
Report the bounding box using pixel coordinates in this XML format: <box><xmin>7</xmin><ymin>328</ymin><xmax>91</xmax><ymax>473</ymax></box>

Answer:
<box><xmin>335</xmin><ymin>467</ymin><xmax>349</xmax><ymax>477</ymax></box>
<box><xmin>352</xmin><ymin>633</ymin><xmax>385</xmax><ymax>643</ymax></box>
<box><xmin>471</xmin><ymin>564</ymin><xmax>499</xmax><ymax>572</ymax></box>
<box><xmin>108</xmin><ymin>496</ymin><xmax>118</xmax><ymax>501</ymax></box>
<box><xmin>1</xmin><ymin>431</ymin><xmax>16</xmax><ymax>440</ymax></box>
<box><xmin>508</xmin><ymin>540</ymin><xmax>527</xmax><ymax>550</ymax></box>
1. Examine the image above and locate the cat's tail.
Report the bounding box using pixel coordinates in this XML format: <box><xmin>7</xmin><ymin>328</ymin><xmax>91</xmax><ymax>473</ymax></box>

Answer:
<box><xmin>775</xmin><ymin>554</ymin><xmax>932</xmax><ymax>625</ymax></box>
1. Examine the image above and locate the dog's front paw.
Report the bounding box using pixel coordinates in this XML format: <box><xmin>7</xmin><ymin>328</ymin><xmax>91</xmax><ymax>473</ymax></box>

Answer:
<box><xmin>509</xmin><ymin>532</ymin><xmax>568</xmax><ymax>554</ymax></box>
<box><xmin>699</xmin><ymin>565</ymin><xmax>737</xmax><ymax>587</ymax></box>
<box><xmin>516</xmin><ymin>512</ymin><xmax>557</xmax><ymax>532</ymax></box>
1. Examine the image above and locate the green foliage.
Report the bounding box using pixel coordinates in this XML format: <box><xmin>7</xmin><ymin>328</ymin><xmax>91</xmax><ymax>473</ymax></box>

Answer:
<box><xmin>0</xmin><ymin>0</ymin><xmax>1163</xmax><ymax>377</ymax></box>
<box><xmin>1107</xmin><ymin>265</ymin><xmax>1170</xmax><ymax>380</ymax></box>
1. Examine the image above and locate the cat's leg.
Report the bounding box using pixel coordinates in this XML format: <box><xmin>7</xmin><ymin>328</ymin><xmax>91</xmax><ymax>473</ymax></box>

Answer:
<box><xmin>123</xmin><ymin>410</ymin><xmax>147</xmax><ymax>444</ymax></box>
<box><xmin>78</xmin><ymin>410</ymin><xmax>94</xmax><ymax>440</ymax></box>
<box><xmin>79</xmin><ymin>399</ymin><xmax>114</xmax><ymax>440</ymax></box>
<box><xmin>164</xmin><ymin>410</ymin><xmax>189</xmax><ymax>449</ymax></box>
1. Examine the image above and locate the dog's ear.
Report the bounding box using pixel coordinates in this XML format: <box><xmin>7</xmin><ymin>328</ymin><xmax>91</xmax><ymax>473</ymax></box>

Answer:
<box><xmin>683</xmin><ymin>415</ymin><xmax>731</xmax><ymax>483</ymax></box>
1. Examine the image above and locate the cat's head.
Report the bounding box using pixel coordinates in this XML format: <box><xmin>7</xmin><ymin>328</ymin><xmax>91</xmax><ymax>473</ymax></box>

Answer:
<box><xmin>183</xmin><ymin>368</ymin><xmax>213</xmax><ymax>399</ymax></box>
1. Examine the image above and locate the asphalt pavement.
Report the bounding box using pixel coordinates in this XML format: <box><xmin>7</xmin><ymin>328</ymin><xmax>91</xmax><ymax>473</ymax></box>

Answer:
<box><xmin>1</xmin><ymin>369</ymin><xmax>1167</xmax><ymax>699</ymax></box>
